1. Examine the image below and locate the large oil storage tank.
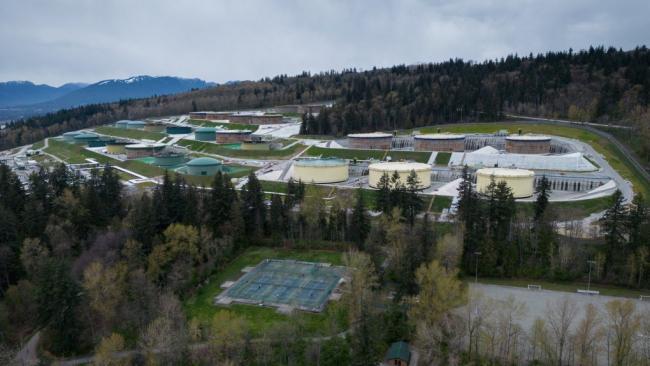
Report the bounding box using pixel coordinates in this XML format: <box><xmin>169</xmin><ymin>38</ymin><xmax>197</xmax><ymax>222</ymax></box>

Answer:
<box><xmin>153</xmin><ymin>152</ymin><xmax>188</xmax><ymax>167</ymax></box>
<box><xmin>124</xmin><ymin>143</ymin><xmax>166</xmax><ymax>159</ymax></box>
<box><xmin>414</xmin><ymin>133</ymin><xmax>465</xmax><ymax>152</ymax></box>
<box><xmin>505</xmin><ymin>135</ymin><xmax>551</xmax><ymax>154</ymax></box>
<box><xmin>347</xmin><ymin>132</ymin><xmax>393</xmax><ymax>149</ymax></box>
<box><xmin>73</xmin><ymin>132</ymin><xmax>99</xmax><ymax>144</ymax></box>
<box><xmin>292</xmin><ymin>158</ymin><xmax>349</xmax><ymax>183</ymax></box>
<box><xmin>476</xmin><ymin>168</ymin><xmax>535</xmax><ymax>198</ymax></box>
<box><xmin>368</xmin><ymin>162</ymin><xmax>431</xmax><ymax>189</ymax></box>
<box><xmin>126</xmin><ymin>120</ymin><xmax>146</xmax><ymax>129</ymax></box>
<box><xmin>185</xmin><ymin>157</ymin><xmax>222</xmax><ymax>176</ymax></box>
<box><xmin>216</xmin><ymin>130</ymin><xmax>253</xmax><ymax>143</ymax></box>
<box><xmin>166</xmin><ymin>126</ymin><xmax>193</xmax><ymax>135</ymax></box>
<box><xmin>115</xmin><ymin>120</ymin><xmax>130</xmax><ymax>129</ymax></box>
<box><xmin>106</xmin><ymin>140</ymin><xmax>131</xmax><ymax>154</ymax></box>
<box><xmin>194</xmin><ymin>127</ymin><xmax>217</xmax><ymax>141</ymax></box>
<box><xmin>62</xmin><ymin>131</ymin><xmax>81</xmax><ymax>142</ymax></box>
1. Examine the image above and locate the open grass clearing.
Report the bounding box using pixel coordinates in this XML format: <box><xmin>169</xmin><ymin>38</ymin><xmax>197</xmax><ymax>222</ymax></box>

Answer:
<box><xmin>178</xmin><ymin>139</ymin><xmax>305</xmax><ymax>159</ymax></box>
<box><xmin>434</xmin><ymin>152</ymin><xmax>451</xmax><ymax>165</ymax></box>
<box><xmin>418</xmin><ymin>122</ymin><xmax>650</xmax><ymax>197</ymax></box>
<box><xmin>94</xmin><ymin>126</ymin><xmax>166</xmax><ymax>141</ymax></box>
<box><xmin>187</xmin><ymin>119</ymin><xmax>258</xmax><ymax>131</ymax></box>
<box><xmin>183</xmin><ymin>247</ymin><xmax>348</xmax><ymax>336</ymax></box>
<box><xmin>517</xmin><ymin>194</ymin><xmax>613</xmax><ymax>220</ymax></box>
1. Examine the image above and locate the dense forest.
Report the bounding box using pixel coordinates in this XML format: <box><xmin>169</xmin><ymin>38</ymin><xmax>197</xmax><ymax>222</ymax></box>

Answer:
<box><xmin>2</xmin><ymin>161</ymin><xmax>650</xmax><ymax>364</ymax></box>
<box><xmin>2</xmin><ymin>46</ymin><xmax>650</xmax><ymax>163</ymax></box>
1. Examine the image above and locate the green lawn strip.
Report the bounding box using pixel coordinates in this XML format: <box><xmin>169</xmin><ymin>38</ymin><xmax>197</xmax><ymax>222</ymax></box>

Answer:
<box><xmin>434</xmin><ymin>152</ymin><xmax>451</xmax><ymax>165</ymax></box>
<box><xmin>304</xmin><ymin>146</ymin><xmax>430</xmax><ymax>163</ymax></box>
<box><xmin>517</xmin><ymin>195</ymin><xmax>613</xmax><ymax>220</ymax></box>
<box><xmin>430</xmin><ymin>195</ymin><xmax>453</xmax><ymax>213</ymax></box>
<box><xmin>469</xmin><ymin>277</ymin><xmax>650</xmax><ymax>299</ymax></box>
<box><xmin>292</xmin><ymin>134</ymin><xmax>336</xmax><ymax>140</ymax></box>
<box><xmin>44</xmin><ymin>139</ymin><xmax>119</xmax><ymax>164</ymax></box>
<box><xmin>183</xmin><ymin>247</ymin><xmax>346</xmax><ymax>336</ymax></box>
<box><xmin>32</xmin><ymin>140</ymin><xmax>45</xmax><ymax>149</ymax></box>
<box><xmin>177</xmin><ymin>139</ymin><xmax>304</xmax><ymax>159</ymax></box>
<box><xmin>187</xmin><ymin>119</ymin><xmax>258</xmax><ymax>131</ymax></box>
<box><xmin>94</xmin><ymin>126</ymin><xmax>166</xmax><ymax>141</ymax></box>
<box><xmin>419</xmin><ymin>122</ymin><xmax>650</xmax><ymax>197</ymax></box>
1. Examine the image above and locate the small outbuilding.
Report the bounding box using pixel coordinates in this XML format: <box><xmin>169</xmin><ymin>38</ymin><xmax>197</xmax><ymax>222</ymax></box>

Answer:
<box><xmin>384</xmin><ymin>341</ymin><xmax>411</xmax><ymax>366</ymax></box>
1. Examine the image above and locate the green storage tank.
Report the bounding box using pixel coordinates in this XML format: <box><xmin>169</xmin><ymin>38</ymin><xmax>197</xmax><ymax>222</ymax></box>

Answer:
<box><xmin>194</xmin><ymin>127</ymin><xmax>217</xmax><ymax>141</ymax></box>
<box><xmin>62</xmin><ymin>131</ymin><xmax>81</xmax><ymax>142</ymax></box>
<box><xmin>115</xmin><ymin>120</ymin><xmax>130</xmax><ymax>129</ymax></box>
<box><xmin>185</xmin><ymin>157</ymin><xmax>222</xmax><ymax>176</ymax></box>
<box><xmin>153</xmin><ymin>152</ymin><xmax>188</xmax><ymax>167</ymax></box>
<box><xmin>73</xmin><ymin>133</ymin><xmax>99</xmax><ymax>144</ymax></box>
<box><xmin>126</xmin><ymin>120</ymin><xmax>146</xmax><ymax>129</ymax></box>
<box><xmin>166</xmin><ymin>126</ymin><xmax>192</xmax><ymax>134</ymax></box>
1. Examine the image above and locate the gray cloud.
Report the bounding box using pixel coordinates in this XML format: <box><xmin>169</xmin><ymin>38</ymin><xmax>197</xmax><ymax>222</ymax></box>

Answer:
<box><xmin>1</xmin><ymin>0</ymin><xmax>648</xmax><ymax>85</ymax></box>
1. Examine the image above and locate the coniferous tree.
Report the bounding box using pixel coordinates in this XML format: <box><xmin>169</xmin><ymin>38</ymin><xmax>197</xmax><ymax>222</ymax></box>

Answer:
<box><xmin>375</xmin><ymin>172</ymin><xmax>391</xmax><ymax>213</ymax></box>
<box><xmin>350</xmin><ymin>190</ymin><xmax>370</xmax><ymax>249</ymax></box>
<box><xmin>403</xmin><ymin>170</ymin><xmax>423</xmax><ymax>227</ymax></box>
<box><xmin>534</xmin><ymin>175</ymin><xmax>550</xmax><ymax>222</ymax></box>
<box><xmin>600</xmin><ymin>190</ymin><xmax>627</xmax><ymax>275</ymax></box>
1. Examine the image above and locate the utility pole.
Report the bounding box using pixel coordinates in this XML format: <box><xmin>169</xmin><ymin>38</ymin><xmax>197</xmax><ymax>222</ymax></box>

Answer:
<box><xmin>587</xmin><ymin>260</ymin><xmax>596</xmax><ymax>291</ymax></box>
<box><xmin>474</xmin><ymin>251</ymin><xmax>482</xmax><ymax>283</ymax></box>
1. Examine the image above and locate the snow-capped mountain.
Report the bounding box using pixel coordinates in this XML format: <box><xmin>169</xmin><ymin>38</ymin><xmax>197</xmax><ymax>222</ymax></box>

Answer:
<box><xmin>0</xmin><ymin>76</ymin><xmax>215</xmax><ymax>121</ymax></box>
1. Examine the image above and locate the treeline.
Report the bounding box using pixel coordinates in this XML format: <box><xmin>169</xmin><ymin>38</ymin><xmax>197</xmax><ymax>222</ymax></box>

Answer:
<box><xmin>3</xmin><ymin>46</ymin><xmax>650</xmax><ymax>153</ymax></box>
<box><xmin>455</xmin><ymin>167</ymin><xmax>650</xmax><ymax>288</ymax></box>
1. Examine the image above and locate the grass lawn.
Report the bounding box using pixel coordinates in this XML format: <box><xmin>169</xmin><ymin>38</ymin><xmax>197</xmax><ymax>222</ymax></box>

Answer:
<box><xmin>183</xmin><ymin>247</ymin><xmax>348</xmax><ymax>336</ymax></box>
<box><xmin>187</xmin><ymin>119</ymin><xmax>259</xmax><ymax>131</ymax></box>
<box><xmin>517</xmin><ymin>195</ymin><xmax>613</xmax><ymax>220</ymax></box>
<box><xmin>178</xmin><ymin>139</ymin><xmax>306</xmax><ymax>159</ymax></box>
<box><xmin>469</xmin><ymin>277</ymin><xmax>650</xmax><ymax>299</ymax></box>
<box><xmin>304</xmin><ymin>146</ymin><xmax>431</xmax><ymax>163</ymax></box>
<box><xmin>419</xmin><ymin>122</ymin><xmax>650</xmax><ymax>197</ymax></box>
<box><xmin>94</xmin><ymin>126</ymin><xmax>166</xmax><ymax>141</ymax></box>
<box><xmin>44</xmin><ymin>139</ymin><xmax>119</xmax><ymax>164</ymax></box>
<box><xmin>434</xmin><ymin>152</ymin><xmax>451</xmax><ymax>165</ymax></box>
<box><xmin>430</xmin><ymin>195</ymin><xmax>453</xmax><ymax>212</ymax></box>
<box><xmin>32</xmin><ymin>140</ymin><xmax>45</xmax><ymax>150</ymax></box>
<box><xmin>293</xmin><ymin>134</ymin><xmax>336</xmax><ymax>140</ymax></box>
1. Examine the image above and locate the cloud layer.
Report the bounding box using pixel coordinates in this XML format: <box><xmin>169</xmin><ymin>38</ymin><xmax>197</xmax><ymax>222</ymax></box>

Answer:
<box><xmin>1</xmin><ymin>0</ymin><xmax>648</xmax><ymax>85</ymax></box>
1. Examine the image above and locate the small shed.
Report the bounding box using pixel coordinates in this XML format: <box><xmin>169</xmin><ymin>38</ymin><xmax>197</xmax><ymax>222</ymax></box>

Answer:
<box><xmin>385</xmin><ymin>341</ymin><xmax>411</xmax><ymax>366</ymax></box>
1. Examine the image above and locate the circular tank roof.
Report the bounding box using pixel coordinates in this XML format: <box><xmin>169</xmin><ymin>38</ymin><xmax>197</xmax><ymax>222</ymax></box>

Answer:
<box><xmin>347</xmin><ymin>132</ymin><xmax>392</xmax><ymax>138</ymax></box>
<box><xmin>186</xmin><ymin>157</ymin><xmax>222</xmax><ymax>166</ymax></box>
<box><xmin>476</xmin><ymin>167</ymin><xmax>534</xmax><ymax>177</ymax></box>
<box><xmin>106</xmin><ymin>139</ymin><xmax>132</xmax><ymax>145</ymax></box>
<box><xmin>62</xmin><ymin>131</ymin><xmax>81</xmax><ymax>136</ymax></box>
<box><xmin>124</xmin><ymin>143</ymin><xmax>166</xmax><ymax>149</ymax></box>
<box><xmin>215</xmin><ymin>129</ymin><xmax>252</xmax><ymax>134</ymax></box>
<box><xmin>116</xmin><ymin>120</ymin><xmax>130</xmax><ymax>124</ymax></box>
<box><xmin>127</xmin><ymin>120</ymin><xmax>145</xmax><ymax>125</ymax></box>
<box><xmin>74</xmin><ymin>132</ymin><xmax>98</xmax><ymax>139</ymax></box>
<box><xmin>195</xmin><ymin>127</ymin><xmax>217</xmax><ymax>132</ymax></box>
<box><xmin>506</xmin><ymin>134</ymin><xmax>551</xmax><ymax>141</ymax></box>
<box><xmin>368</xmin><ymin>161</ymin><xmax>431</xmax><ymax>172</ymax></box>
<box><xmin>414</xmin><ymin>133</ymin><xmax>465</xmax><ymax>140</ymax></box>
<box><xmin>294</xmin><ymin>158</ymin><xmax>348</xmax><ymax>167</ymax></box>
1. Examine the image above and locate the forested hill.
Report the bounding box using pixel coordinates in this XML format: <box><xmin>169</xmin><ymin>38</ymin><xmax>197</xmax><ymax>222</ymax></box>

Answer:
<box><xmin>2</xmin><ymin>46</ymin><xmax>650</xmax><ymax>151</ymax></box>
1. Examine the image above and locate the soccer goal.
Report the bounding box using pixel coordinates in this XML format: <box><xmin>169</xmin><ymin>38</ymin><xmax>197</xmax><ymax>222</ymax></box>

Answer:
<box><xmin>640</xmin><ymin>295</ymin><xmax>650</xmax><ymax>301</ymax></box>
<box><xmin>527</xmin><ymin>284</ymin><xmax>542</xmax><ymax>291</ymax></box>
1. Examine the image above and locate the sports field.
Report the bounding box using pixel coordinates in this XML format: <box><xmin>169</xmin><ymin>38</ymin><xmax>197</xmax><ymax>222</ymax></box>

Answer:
<box><xmin>218</xmin><ymin>259</ymin><xmax>345</xmax><ymax>312</ymax></box>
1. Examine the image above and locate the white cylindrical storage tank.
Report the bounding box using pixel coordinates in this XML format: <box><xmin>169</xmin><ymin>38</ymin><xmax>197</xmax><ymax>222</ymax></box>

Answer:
<box><xmin>292</xmin><ymin>158</ymin><xmax>349</xmax><ymax>183</ymax></box>
<box><xmin>476</xmin><ymin>168</ymin><xmax>535</xmax><ymax>198</ymax></box>
<box><xmin>368</xmin><ymin>162</ymin><xmax>431</xmax><ymax>189</ymax></box>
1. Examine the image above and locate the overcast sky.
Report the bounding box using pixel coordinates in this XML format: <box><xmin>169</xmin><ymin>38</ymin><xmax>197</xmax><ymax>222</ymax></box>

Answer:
<box><xmin>1</xmin><ymin>0</ymin><xmax>648</xmax><ymax>86</ymax></box>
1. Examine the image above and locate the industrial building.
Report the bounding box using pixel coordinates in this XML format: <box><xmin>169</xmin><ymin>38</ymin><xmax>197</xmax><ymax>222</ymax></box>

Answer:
<box><xmin>414</xmin><ymin>133</ymin><xmax>466</xmax><ymax>152</ymax></box>
<box><xmin>73</xmin><ymin>133</ymin><xmax>100</xmax><ymax>144</ymax></box>
<box><xmin>124</xmin><ymin>143</ymin><xmax>166</xmax><ymax>159</ymax></box>
<box><xmin>292</xmin><ymin>158</ymin><xmax>349</xmax><ymax>183</ymax></box>
<box><xmin>115</xmin><ymin>120</ymin><xmax>130</xmax><ymax>129</ymax></box>
<box><xmin>126</xmin><ymin>120</ymin><xmax>146</xmax><ymax>129</ymax></box>
<box><xmin>185</xmin><ymin>157</ymin><xmax>221</xmax><ymax>176</ymax></box>
<box><xmin>166</xmin><ymin>126</ymin><xmax>193</xmax><ymax>134</ymax></box>
<box><xmin>153</xmin><ymin>152</ymin><xmax>188</xmax><ymax>167</ymax></box>
<box><xmin>347</xmin><ymin>132</ymin><xmax>393</xmax><ymax>149</ymax></box>
<box><xmin>62</xmin><ymin>131</ymin><xmax>81</xmax><ymax>142</ymax></box>
<box><xmin>476</xmin><ymin>168</ymin><xmax>535</xmax><ymax>198</ymax></box>
<box><xmin>505</xmin><ymin>135</ymin><xmax>551</xmax><ymax>154</ymax></box>
<box><xmin>194</xmin><ymin>127</ymin><xmax>217</xmax><ymax>141</ymax></box>
<box><xmin>106</xmin><ymin>140</ymin><xmax>131</xmax><ymax>154</ymax></box>
<box><xmin>216</xmin><ymin>130</ymin><xmax>253</xmax><ymax>143</ymax></box>
<box><xmin>368</xmin><ymin>162</ymin><xmax>431</xmax><ymax>189</ymax></box>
